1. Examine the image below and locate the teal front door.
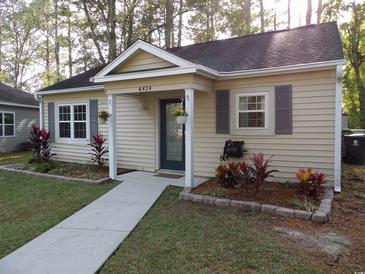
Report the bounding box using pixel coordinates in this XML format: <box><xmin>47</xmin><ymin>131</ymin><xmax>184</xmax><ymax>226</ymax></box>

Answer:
<box><xmin>160</xmin><ymin>99</ymin><xmax>185</xmax><ymax>171</ymax></box>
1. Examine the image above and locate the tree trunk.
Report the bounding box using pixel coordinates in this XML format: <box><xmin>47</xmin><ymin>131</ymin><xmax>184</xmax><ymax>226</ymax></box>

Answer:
<box><xmin>46</xmin><ymin>30</ymin><xmax>50</xmax><ymax>84</ymax></box>
<box><xmin>0</xmin><ymin>25</ymin><xmax>2</xmax><ymax>72</ymax></box>
<box><xmin>126</xmin><ymin>6</ymin><xmax>135</xmax><ymax>47</ymax></box>
<box><xmin>81</xmin><ymin>0</ymin><xmax>106</xmax><ymax>64</ymax></box>
<box><xmin>288</xmin><ymin>0</ymin><xmax>291</xmax><ymax>28</ymax></box>
<box><xmin>165</xmin><ymin>0</ymin><xmax>174</xmax><ymax>48</ymax></box>
<box><xmin>67</xmin><ymin>13</ymin><xmax>72</xmax><ymax>78</ymax></box>
<box><xmin>54</xmin><ymin>0</ymin><xmax>60</xmax><ymax>79</ymax></box>
<box><xmin>259</xmin><ymin>0</ymin><xmax>264</xmax><ymax>33</ymax></box>
<box><xmin>306</xmin><ymin>0</ymin><xmax>312</xmax><ymax>25</ymax></box>
<box><xmin>108</xmin><ymin>0</ymin><xmax>117</xmax><ymax>61</ymax></box>
<box><xmin>317</xmin><ymin>0</ymin><xmax>322</xmax><ymax>24</ymax></box>
<box><xmin>177</xmin><ymin>0</ymin><xmax>183</xmax><ymax>46</ymax></box>
<box><xmin>244</xmin><ymin>0</ymin><xmax>251</xmax><ymax>34</ymax></box>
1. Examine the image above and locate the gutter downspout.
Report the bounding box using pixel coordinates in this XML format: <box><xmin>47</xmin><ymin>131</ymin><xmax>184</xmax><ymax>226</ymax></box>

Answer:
<box><xmin>35</xmin><ymin>93</ymin><xmax>43</xmax><ymax>128</ymax></box>
<box><xmin>334</xmin><ymin>64</ymin><xmax>343</xmax><ymax>193</ymax></box>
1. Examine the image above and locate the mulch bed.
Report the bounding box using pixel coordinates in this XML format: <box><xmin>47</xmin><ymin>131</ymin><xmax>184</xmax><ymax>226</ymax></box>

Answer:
<box><xmin>271</xmin><ymin>164</ymin><xmax>365</xmax><ymax>273</ymax></box>
<box><xmin>193</xmin><ymin>178</ymin><xmax>320</xmax><ymax>209</ymax></box>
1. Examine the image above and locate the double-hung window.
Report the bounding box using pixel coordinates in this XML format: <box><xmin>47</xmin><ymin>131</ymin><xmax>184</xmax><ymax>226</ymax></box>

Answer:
<box><xmin>237</xmin><ymin>93</ymin><xmax>268</xmax><ymax>129</ymax></box>
<box><xmin>0</xmin><ymin>112</ymin><xmax>15</xmax><ymax>137</ymax></box>
<box><xmin>57</xmin><ymin>103</ymin><xmax>88</xmax><ymax>141</ymax></box>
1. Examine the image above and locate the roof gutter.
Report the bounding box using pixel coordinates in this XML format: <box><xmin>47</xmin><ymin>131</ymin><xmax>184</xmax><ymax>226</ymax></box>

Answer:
<box><xmin>0</xmin><ymin>101</ymin><xmax>39</xmax><ymax>109</ymax></box>
<box><xmin>196</xmin><ymin>59</ymin><xmax>346</xmax><ymax>79</ymax></box>
<box><xmin>35</xmin><ymin>85</ymin><xmax>104</xmax><ymax>95</ymax></box>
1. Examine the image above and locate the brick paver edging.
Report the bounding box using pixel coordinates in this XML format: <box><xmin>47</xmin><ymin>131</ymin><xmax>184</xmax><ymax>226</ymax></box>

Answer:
<box><xmin>179</xmin><ymin>186</ymin><xmax>334</xmax><ymax>224</ymax></box>
<box><xmin>0</xmin><ymin>165</ymin><xmax>110</xmax><ymax>184</ymax></box>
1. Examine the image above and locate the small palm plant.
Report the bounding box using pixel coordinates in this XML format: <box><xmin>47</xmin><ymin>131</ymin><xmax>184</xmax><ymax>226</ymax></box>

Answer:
<box><xmin>89</xmin><ymin>134</ymin><xmax>109</xmax><ymax>169</ymax></box>
<box><xmin>249</xmin><ymin>153</ymin><xmax>278</xmax><ymax>194</ymax></box>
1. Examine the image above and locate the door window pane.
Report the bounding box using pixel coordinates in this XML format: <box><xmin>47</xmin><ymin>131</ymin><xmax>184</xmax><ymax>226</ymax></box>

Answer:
<box><xmin>166</xmin><ymin>103</ymin><xmax>183</xmax><ymax>161</ymax></box>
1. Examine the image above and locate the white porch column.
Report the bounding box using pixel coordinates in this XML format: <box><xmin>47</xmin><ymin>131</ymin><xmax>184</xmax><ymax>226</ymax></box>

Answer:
<box><xmin>108</xmin><ymin>94</ymin><xmax>117</xmax><ymax>179</ymax></box>
<box><xmin>334</xmin><ymin>64</ymin><xmax>343</xmax><ymax>192</ymax></box>
<box><xmin>185</xmin><ymin>88</ymin><xmax>195</xmax><ymax>188</ymax></box>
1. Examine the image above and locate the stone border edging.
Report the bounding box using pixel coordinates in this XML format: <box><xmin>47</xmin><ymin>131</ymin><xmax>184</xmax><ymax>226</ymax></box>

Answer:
<box><xmin>0</xmin><ymin>165</ymin><xmax>111</xmax><ymax>184</ymax></box>
<box><xmin>179</xmin><ymin>186</ymin><xmax>334</xmax><ymax>224</ymax></box>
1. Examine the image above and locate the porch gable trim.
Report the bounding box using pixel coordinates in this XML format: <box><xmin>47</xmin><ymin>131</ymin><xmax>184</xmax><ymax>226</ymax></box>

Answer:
<box><xmin>93</xmin><ymin>40</ymin><xmax>196</xmax><ymax>79</ymax></box>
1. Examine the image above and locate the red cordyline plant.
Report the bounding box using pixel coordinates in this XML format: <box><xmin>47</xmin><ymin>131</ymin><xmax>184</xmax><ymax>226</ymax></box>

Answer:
<box><xmin>249</xmin><ymin>153</ymin><xmax>278</xmax><ymax>193</ymax></box>
<box><xmin>29</xmin><ymin>125</ymin><xmax>53</xmax><ymax>162</ymax></box>
<box><xmin>89</xmin><ymin>134</ymin><xmax>108</xmax><ymax>169</ymax></box>
<box><xmin>40</xmin><ymin>129</ymin><xmax>54</xmax><ymax>162</ymax></box>
<box><xmin>29</xmin><ymin>125</ymin><xmax>41</xmax><ymax>160</ymax></box>
<box><xmin>296</xmin><ymin>168</ymin><xmax>326</xmax><ymax>199</ymax></box>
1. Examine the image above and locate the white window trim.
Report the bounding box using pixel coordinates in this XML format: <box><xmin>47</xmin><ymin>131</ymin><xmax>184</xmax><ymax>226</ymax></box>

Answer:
<box><xmin>235</xmin><ymin>92</ymin><xmax>269</xmax><ymax>130</ymax></box>
<box><xmin>55</xmin><ymin>102</ymin><xmax>89</xmax><ymax>144</ymax></box>
<box><xmin>0</xmin><ymin>111</ymin><xmax>16</xmax><ymax>138</ymax></box>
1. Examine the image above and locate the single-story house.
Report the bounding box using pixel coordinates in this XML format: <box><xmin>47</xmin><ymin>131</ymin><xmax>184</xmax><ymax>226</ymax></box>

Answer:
<box><xmin>0</xmin><ymin>83</ymin><xmax>39</xmax><ymax>152</ymax></box>
<box><xmin>36</xmin><ymin>22</ymin><xmax>344</xmax><ymax>191</ymax></box>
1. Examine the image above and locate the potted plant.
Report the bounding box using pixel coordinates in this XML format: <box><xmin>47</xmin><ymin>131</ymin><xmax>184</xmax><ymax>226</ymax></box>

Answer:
<box><xmin>98</xmin><ymin>110</ymin><xmax>111</xmax><ymax>124</ymax></box>
<box><xmin>172</xmin><ymin>104</ymin><xmax>188</xmax><ymax>125</ymax></box>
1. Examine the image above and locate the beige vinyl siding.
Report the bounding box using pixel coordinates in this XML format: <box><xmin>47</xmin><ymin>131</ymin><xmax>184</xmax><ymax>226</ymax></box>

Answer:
<box><xmin>195</xmin><ymin>69</ymin><xmax>336</xmax><ymax>183</ymax></box>
<box><xmin>114</xmin><ymin>50</ymin><xmax>174</xmax><ymax>73</ymax></box>
<box><xmin>115</xmin><ymin>94</ymin><xmax>156</xmax><ymax>171</ymax></box>
<box><xmin>42</xmin><ymin>91</ymin><xmax>108</xmax><ymax>164</ymax></box>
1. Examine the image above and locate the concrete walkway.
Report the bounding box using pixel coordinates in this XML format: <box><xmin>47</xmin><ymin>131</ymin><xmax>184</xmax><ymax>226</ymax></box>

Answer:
<box><xmin>0</xmin><ymin>175</ymin><xmax>168</xmax><ymax>274</ymax></box>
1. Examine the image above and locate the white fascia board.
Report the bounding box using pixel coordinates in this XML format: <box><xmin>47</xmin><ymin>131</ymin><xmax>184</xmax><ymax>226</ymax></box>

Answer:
<box><xmin>93</xmin><ymin>66</ymin><xmax>197</xmax><ymax>83</ymax></box>
<box><xmin>35</xmin><ymin>85</ymin><xmax>104</xmax><ymax>95</ymax></box>
<box><xmin>206</xmin><ymin>59</ymin><xmax>346</xmax><ymax>80</ymax></box>
<box><xmin>0</xmin><ymin>101</ymin><xmax>39</xmax><ymax>109</ymax></box>
<box><xmin>94</xmin><ymin>40</ymin><xmax>196</xmax><ymax>78</ymax></box>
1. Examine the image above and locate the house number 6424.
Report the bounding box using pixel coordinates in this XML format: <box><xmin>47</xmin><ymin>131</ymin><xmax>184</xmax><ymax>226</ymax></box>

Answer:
<box><xmin>139</xmin><ymin>86</ymin><xmax>152</xmax><ymax>91</ymax></box>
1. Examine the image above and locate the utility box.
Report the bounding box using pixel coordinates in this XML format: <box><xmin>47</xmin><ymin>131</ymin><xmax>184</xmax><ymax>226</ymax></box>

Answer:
<box><xmin>343</xmin><ymin>134</ymin><xmax>365</xmax><ymax>165</ymax></box>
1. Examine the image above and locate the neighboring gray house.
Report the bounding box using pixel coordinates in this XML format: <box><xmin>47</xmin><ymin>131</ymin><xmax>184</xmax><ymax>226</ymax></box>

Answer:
<box><xmin>0</xmin><ymin>83</ymin><xmax>39</xmax><ymax>152</ymax></box>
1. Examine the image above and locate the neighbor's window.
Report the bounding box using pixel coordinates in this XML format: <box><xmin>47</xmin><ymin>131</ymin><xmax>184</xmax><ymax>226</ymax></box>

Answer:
<box><xmin>237</xmin><ymin>94</ymin><xmax>267</xmax><ymax>128</ymax></box>
<box><xmin>0</xmin><ymin>112</ymin><xmax>15</xmax><ymax>137</ymax></box>
<box><xmin>58</xmin><ymin>104</ymin><xmax>87</xmax><ymax>140</ymax></box>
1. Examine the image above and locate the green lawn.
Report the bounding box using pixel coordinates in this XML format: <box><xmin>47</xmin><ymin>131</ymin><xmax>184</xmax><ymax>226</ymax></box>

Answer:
<box><xmin>100</xmin><ymin>187</ymin><xmax>331</xmax><ymax>274</ymax></box>
<box><xmin>0</xmin><ymin>151</ymin><xmax>119</xmax><ymax>259</ymax></box>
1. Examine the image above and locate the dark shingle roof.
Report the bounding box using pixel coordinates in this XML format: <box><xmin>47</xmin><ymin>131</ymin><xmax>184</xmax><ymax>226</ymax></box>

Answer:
<box><xmin>0</xmin><ymin>83</ymin><xmax>38</xmax><ymax>106</ymax></box>
<box><xmin>39</xmin><ymin>22</ymin><xmax>343</xmax><ymax>92</ymax></box>
<box><xmin>39</xmin><ymin>64</ymin><xmax>107</xmax><ymax>92</ymax></box>
<box><xmin>167</xmin><ymin>22</ymin><xmax>344</xmax><ymax>71</ymax></box>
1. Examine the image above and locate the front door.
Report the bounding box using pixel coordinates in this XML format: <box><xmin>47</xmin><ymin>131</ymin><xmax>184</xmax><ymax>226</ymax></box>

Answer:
<box><xmin>160</xmin><ymin>99</ymin><xmax>185</xmax><ymax>170</ymax></box>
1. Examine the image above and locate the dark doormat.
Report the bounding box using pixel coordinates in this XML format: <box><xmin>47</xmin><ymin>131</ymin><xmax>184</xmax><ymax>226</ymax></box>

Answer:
<box><xmin>154</xmin><ymin>173</ymin><xmax>184</xmax><ymax>179</ymax></box>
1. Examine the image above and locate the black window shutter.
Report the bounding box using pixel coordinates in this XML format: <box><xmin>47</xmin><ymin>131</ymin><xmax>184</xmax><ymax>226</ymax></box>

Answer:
<box><xmin>275</xmin><ymin>85</ymin><xmax>293</xmax><ymax>134</ymax></box>
<box><xmin>216</xmin><ymin>90</ymin><xmax>230</xmax><ymax>134</ymax></box>
<box><xmin>48</xmin><ymin>102</ymin><xmax>55</xmax><ymax>140</ymax></box>
<box><xmin>89</xmin><ymin>99</ymin><xmax>98</xmax><ymax>140</ymax></box>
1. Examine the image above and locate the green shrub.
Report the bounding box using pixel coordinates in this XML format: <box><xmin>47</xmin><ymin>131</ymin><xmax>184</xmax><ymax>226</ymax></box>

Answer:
<box><xmin>33</xmin><ymin>161</ymin><xmax>58</xmax><ymax>173</ymax></box>
<box><xmin>291</xmin><ymin>197</ymin><xmax>318</xmax><ymax>212</ymax></box>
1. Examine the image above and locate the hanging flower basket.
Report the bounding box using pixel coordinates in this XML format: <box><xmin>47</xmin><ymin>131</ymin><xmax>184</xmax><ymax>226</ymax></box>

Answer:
<box><xmin>172</xmin><ymin>102</ymin><xmax>188</xmax><ymax>125</ymax></box>
<box><xmin>98</xmin><ymin>110</ymin><xmax>111</xmax><ymax>124</ymax></box>
<box><xmin>176</xmin><ymin>115</ymin><xmax>188</xmax><ymax>125</ymax></box>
